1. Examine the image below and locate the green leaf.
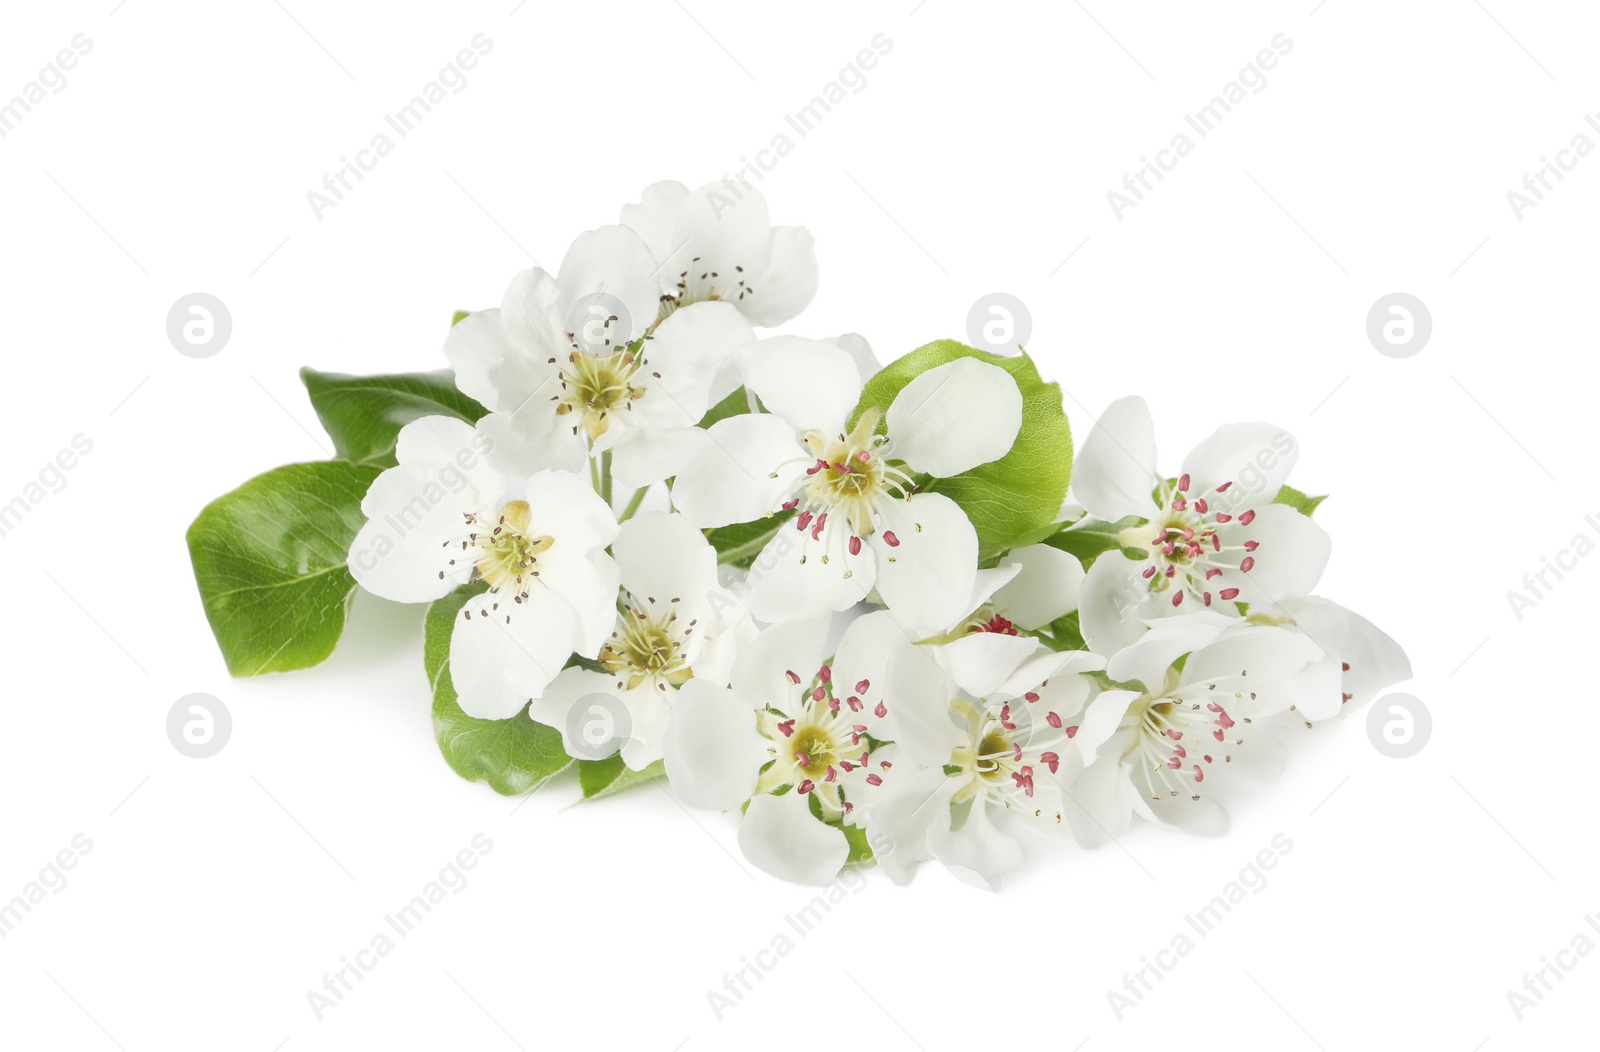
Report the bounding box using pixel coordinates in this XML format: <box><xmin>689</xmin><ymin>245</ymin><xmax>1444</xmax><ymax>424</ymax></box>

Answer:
<box><xmin>1086</xmin><ymin>669</ymin><xmax>1148</xmax><ymax>694</ymax></box>
<box><xmin>851</xmin><ymin>341</ymin><xmax>1073</xmax><ymax>562</ymax></box>
<box><xmin>1274</xmin><ymin>484</ymin><xmax>1328</xmax><ymax>517</ymax></box>
<box><xmin>451</xmin><ymin>310</ymin><xmax>471</xmax><ymax>326</ymax></box>
<box><xmin>706</xmin><ymin>510</ymin><xmax>796</xmax><ymax>568</ymax></box>
<box><xmin>299</xmin><ymin>367</ymin><xmax>487</xmax><ymax>469</ymax></box>
<box><xmin>1043</xmin><ymin>516</ymin><xmax>1144</xmax><ymax>564</ymax></box>
<box><xmin>1037</xmin><ymin>610</ymin><xmax>1087</xmax><ymax>652</ymax></box>
<box><xmin>698</xmin><ymin>385</ymin><xmax>760</xmax><ymax>429</ymax></box>
<box><xmin>576</xmin><ymin>755</ymin><xmax>665</xmax><ymax>800</ymax></box>
<box><xmin>426</xmin><ymin>586</ymin><xmax>573</xmax><ymax>796</ymax></box>
<box><xmin>842</xmin><ymin>822</ymin><xmax>874</xmax><ymax>864</ymax></box>
<box><xmin>186</xmin><ymin>460</ymin><xmax>380</xmax><ymax>676</ymax></box>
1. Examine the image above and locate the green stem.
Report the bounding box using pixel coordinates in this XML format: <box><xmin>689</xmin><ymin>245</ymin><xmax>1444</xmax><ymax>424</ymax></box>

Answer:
<box><xmin>599</xmin><ymin>450</ymin><xmax>613</xmax><ymax>509</ymax></box>
<box><xmin>618</xmin><ymin>486</ymin><xmax>648</xmax><ymax>522</ymax></box>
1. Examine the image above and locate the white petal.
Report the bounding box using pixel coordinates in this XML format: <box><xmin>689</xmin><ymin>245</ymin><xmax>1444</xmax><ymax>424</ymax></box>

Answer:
<box><xmin>662</xmin><ymin>679</ymin><xmax>765</xmax><ymax>810</ymax></box>
<box><xmin>1182</xmin><ymin>422</ymin><xmax>1299</xmax><ymax>516</ymax></box>
<box><xmin>527</xmin><ymin>667</ymin><xmax>620</xmax><ymax>757</ymax></box>
<box><xmin>730</xmin><ymin>615</ymin><xmax>832</xmax><ymax>710</ymax></box>
<box><xmin>449</xmin><ymin>585</ymin><xmax>576</xmax><ymax>719</ymax></box>
<box><xmin>886</xmin><ymin>358</ymin><xmax>1022</xmax><ymax>477</ymax></box>
<box><xmin>738</xmin><ymin>791</ymin><xmax>848</xmax><ymax>886</ymax></box>
<box><xmin>1078</xmin><ymin>554</ymin><xmax>1152</xmax><ymax>656</ymax></box>
<box><xmin>736</xmin><ymin>336</ymin><xmax>861</xmax><ymax>434</ymax></box>
<box><xmin>869</xmin><ymin>493</ymin><xmax>978</xmax><ymax>640</ymax></box>
<box><xmin>608</xmin><ymin>424</ymin><xmax>708</xmax><ymax>490</ymax></box>
<box><xmin>556</xmin><ymin>224</ymin><xmax>661</xmax><ymax>343</ymax></box>
<box><xmin>828</xmin><ymin>609</ymin><xmax>916</xmax><ymax>734</ymax></box>
<box><xmin>441</xmin><ymin>308</ymin><xmax>518</xmax><ymax>412</ymax></box>
<box><xmin>349</xmin><ymin>417</ymin><xmax>505</xmax><ymax>603</ymax></box>
<box><xmin>745</xmin><ymin>225</ymin><xmax>819</xmax><ymax>327</ymax></box>
<box><xmin>477</xmin><ymin>393</ymin><xmax>588</xmax><ymax>477</ymax></box>
<box><xmin>620</xmin><ymin>180</ymin><xmax>690</xmax><ymax>264</ymax></box>
<box><xmin>992</xmin><ymin>544</ymin><xmax>1086</xmax><ymax>629</ymax></box>
<box><xmin>1074</xmin><ymin>689</ymin><xmax>1143</xmax><ymax>766</ymax></box>
<box><xmin>496</xmin><ymin>267</ymin><xmax>567</xmax><ymax>368</ymax></box>
<box><xmin>927</xmin><ymin>801</ymin><xmax>1024</xmax><ymax>891</ymax></box>
<box><xmin>963</xmin><ymin>564</ymin><xmax>1024</xmax><ymax>617</ymax></box>
<box><xmin>640</xmin><ymin>301</ymin><xmax>757</xmax><ymax>423</ymax></box>
<box><xmin>882</xmin><ymin>643</ymin><xmax>965</xmax><ymax>768</ymax></box>
<box><xmin>830</xmin><ymin>332</ymin><xmax>879</xmax><ymax>385</ymax></box>
<box><xmin>1062</xmin><ymin>746</ymin><xmax>1138</xmax><ymax>848</ymax></box>
<box><xmin>862</xmin><ymin>767</ymin><xmax>952</xmax><ymax>884</ymax></box>
<box><xmin>1144</xmin><ymin>792</ymin><xmax>1230</xmax><ymax>836</ymax></box>
<box><xmin>522</xmin><ymin>469</ymin><xmax>621</xmax><ymax>551</ymax></box>
<box><xmin>1176</xmin><ymin>627</ymin><xmax>1325</xmax><ymax>717</ymax></box>
<box><xmin>670</xmin><ymin>414</ymin><xmax>803</xmax><ymax>529</ymax></box>
<box><xmin>613</xmin><ymin>512</ymin><xmax>718</xmax><ymax>621</ymax></box>
<box><xmin>1214</xmin><ymin>504</ymin><xmax>1331</xmax><ymax>605</ymax></box>
<box><xmin>672</xmin><ymin>182</ymin><xmax>774</xmax><ymax>280</ymax></box>
<box><xmin>619</xmin><ymin>688</ymin><xmax>673</xmax><ymax>770</ymax></box>
<box><xmin>932</xmin><ymin>634</ymin><xmax>1042</xmax><ymax>698</ymax></box>
<box><xmin>1072</xmin><ymin>396</ymin><xmax>1159</xmax><ymax>522</ymax></box>
<box><xmin>744</xmin><ymin>522</ymin><xmax>875</xmax><ymax>625</ymax></box>
<box><xmin>1277</xmin><ymin>595</ymin><xmax>1412</xmax><ymax>711</ymax></box>
<box><xmin>1104</xmin><ymin>614</ymin><xmax>1230</xmax><ymax>690</ymax></box>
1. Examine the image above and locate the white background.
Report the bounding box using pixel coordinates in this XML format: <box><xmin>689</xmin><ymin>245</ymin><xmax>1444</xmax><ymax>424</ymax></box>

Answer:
<box><xmin>1</xmin><ymin>1</ymin><xmax>1591</xmax><ymax>1048</ymax></box>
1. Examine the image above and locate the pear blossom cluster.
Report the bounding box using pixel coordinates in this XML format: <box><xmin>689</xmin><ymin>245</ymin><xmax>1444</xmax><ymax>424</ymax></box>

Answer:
<box><xmin>339</xmin><ymin>180</ymin><xmax>1410</xmax><ymax>890</ymax></box>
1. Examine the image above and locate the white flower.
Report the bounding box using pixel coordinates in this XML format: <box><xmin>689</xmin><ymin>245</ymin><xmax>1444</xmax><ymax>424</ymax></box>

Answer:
<box><xmin>1063</xmin><ymin>615</ymin><xmax>1337</xmax><ymax>842</ymax></box>
<box><xmin>1071</xmin><ymin>396</ymin><xmax>1332</xmax><ymax>654</ymax></box>
<box><xmin>622</xmin><ymin>180</ymin><xmax>819</xmax><ymax>328</ymax></box>
<box><xmin>670</xmin><ymin>341</ymin><xmax>1024</xmax><ymax>637</ymax></box>
<box><xmin>444</xmin><ymin>227</ymin><xmax>754</xmax><ymax>485</ymax></box>
<box><xmin>862</xmin><ymin>630</ymin><xmax>1101</xmax><ymax>890</ymax></box>
<box><xmin>346</xmin><ymin>416</ymin><xmax>619</xmax><ymax>720</ymax></box>
<box><xmin>529</xmin><ymin>512</ymin><xmax>749</xmax><ymax>770</ymax></box>
<box><xmin>662</xmin><ymin>613</ymin><xmax>903</xmax><ymax>886</ymax></box>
